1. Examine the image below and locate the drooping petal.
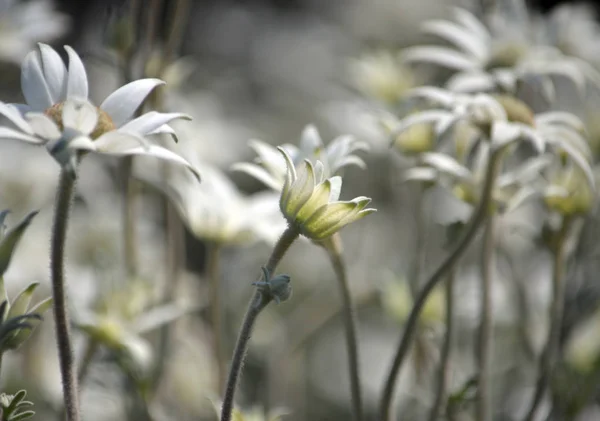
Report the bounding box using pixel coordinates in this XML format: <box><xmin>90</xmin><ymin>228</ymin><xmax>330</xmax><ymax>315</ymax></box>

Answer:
<box><xmin>100</xmin><ymin>78</ymin><xmax>165</xmax><ymax>127</ymax></box>
<box><xmin>303</xmin><ymin>201</ymin><xmax>357</xmax><ymax>238</ymax></box>
<box><xmin>21</xmin><ymin>49</ymin><xmax>53</xmax><ymax>110</ymax></box>
<box><xmin>65</xmin><ymin>46</ymin><xmax>89</xmax><ymax>100</ymax></box>
<box><xmin>0</xmin><ymin>127</ymin><xmax>43</xmax><ymax>144</ymax></box>
<box><xmin>251</xmin><ymin>140</ymin><xmax>287</xmax><ymax>179</ymax></box>
<box><xmin>452</xmin><ymin>7</ymin><xmax>490</xmax><ymax>42</ymax></box>
<box><xmin>0</xmin><ymin>103</ymin><xmax>35</xmax><ymax>134</ymax></box>
<box><xmin>38</xmin><ymin>43</ymin><xmax>67</xmax><ymax>103</ymax></box>
<box><xmin>26</xmin><ymin>113</ymin><xmax>61</xmax><ymax>140</ymax></box>
<box><xmin>317</xmin><ymin>207</ymin><xmax>376</xmax><ymax>239</ymax></box>
<box><xmin>93</xmin><ymin>131</ymin><xmax>149</xmax><ymax>152</ymax></box>
<box><xmin>421</xmin><ymin>20</ymin><xmax>488</xmax><ymax>61</ymax></box>
<box><xmin>94</xmin><ymin>134</ymin><xmax>201</xmax><ymax>180</ymax></box>
<box><xmin>62</xmin><ymin>100</ymin><xmax>98</xmax><ymax>134</ymax></box>
<box><xmin>120</xmin><ymin>112</ymin><xmax>190</xmax><ymax>136</ymax></box>
<box><xmin>420</xmin><ymin>152</ymin><xmax>472</xmax><ymax>180</ymax></box>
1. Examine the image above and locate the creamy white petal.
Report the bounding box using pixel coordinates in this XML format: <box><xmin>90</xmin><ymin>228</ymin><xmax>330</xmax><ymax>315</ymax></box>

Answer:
<box><xmin>230</xmin><ymin>163</ymin><xmax>282</xmax><ymax>191</ymax></box>
<box><xmin>100</xmin><ymin>78</ymin><xmax>165</xmax><ymax>127</ymax></box>
<box><xmin>21</xmin><ymin>49</ymin><xmax>53</xmax><ymax>110</ymax></box>
<box><xmin>403</xmin><ymin>46</ymin><xmax>479</xmax><ymax>71</ymax></box>
<box><xmin>120</xmin><ymin>112</ymin><xmax>190</xmax><ymax>136</ymax></box>
<box><xmin>38</xmin><ymin>43</ymin><xmax>67</xmax><ymax>103</ymax></box>
<box><xmin>26</xmin><ymin>112</ymin><xmax>60</xmax><ymax>139</ymax></box>
<box><xmin>62</xmin><ymin>100</ymin><xmax>98</xmax><ymax>134</ymax></box>
<box><xmin>421</xmin><ymin>20</ymin><xmax>487</xmax><ymax>61</ymax></box>
<box><xmin>64</xmin><ymin>46</ymin><xmax>88</xmax><ymax>100</ymax></box>
<box><xmin>300</xmin><ymin>124</ymin><xmax>323</xmax><ymax>153</ymax></box>
<box><xmin>93</xmin><ymin>131</ymin><xmax>149</xmax><ymax>152</ymax></box>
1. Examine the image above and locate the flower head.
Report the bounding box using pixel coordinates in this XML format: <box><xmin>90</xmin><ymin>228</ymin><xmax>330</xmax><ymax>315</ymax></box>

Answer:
<box><xmin>278</xmin><ymin>148</ymin><xmax>375</xmax><ymax>240</ymax></box>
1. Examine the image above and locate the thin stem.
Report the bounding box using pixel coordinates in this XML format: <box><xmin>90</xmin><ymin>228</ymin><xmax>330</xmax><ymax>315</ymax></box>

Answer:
<box><xmin>427</xmin><ymin>270</ymin><xmax>456</xmax><ymax>421</ymax></box>
<box><xmin>476</xmin><ymin>215</ymin><xmax>496</xmax><ymax>421</ymax></box>
<box><xmin>323</xmin><ymin>233</ymin><xmax>363</xmax><ymax>421</ymax></box>
<box><xmin>207</xmin><ymin>242</ymin><xmax>225</xmax><ymax>393</ymax></box>
<box><xmin>78</xmin><ymin>339</ymin><xmax>99</xmax><ymax>384</ymax></box>
<box><xmin>523</xmin><ymin>218</ymin><xmax>573</xmax><ymax>421</ymax></box>
<box><xmin>121</xmin><ymin>157</ymin><xmax>137</xmax><ymax>278</ymax></box>
<box><xmin>379</xmin><ymin>149</ymin><xmax>502</xmax><ymax>421</ymax></box>
<box><xmin>51</xmin><ymin>171</ymin><xmax>80</xmax><ymax>421</ymax></box>
<box><xmin>220</xmin><ymin>226</ymin><xmax>300</xmax><ymax>421</ymax></box>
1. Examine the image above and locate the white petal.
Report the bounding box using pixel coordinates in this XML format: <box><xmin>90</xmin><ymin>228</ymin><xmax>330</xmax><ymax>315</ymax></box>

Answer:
<box><xmin>120</xmin><ymin>112</ymin><xmax>190</xmax><ymax>136</ymax></box>
<box><xmin>38</xmin><ymin>43</ymin><xmax>67</xmax><ymax>103</ymax></box>
<box><xmin>535</xmin><ymin>112</ymin><xmax>585</xmax><ymax>132</ymax></box>
<box><xmin>403</xmin><ymin>46</ymin><xmax>479</xmax><ymax>71</ymax></box>
<box><xmin>407</xmin><ymin>86</ymin><xmax>456</xmax><ymax>107</ymax></box>
<box><xmin>452</xmin><ymin>7</ymin><xmax>490</xmax><ymax>41</ymax></box>
<box><xmin>328</xmin><ymin>176</ymin><xmax>342</xmax><ymax>202</ymax></box>
<box><xmin>446</xmin><ymin>72</ymin><xmax>496</xmax><ymax>93</ymax></box>
<box><xmin>300</xmin><ymin>125</ymin><xmax>323</xmax><ymax>154</ymax></box>
<box><xmin>490</xmin><ymin>121</ymin><xmax>523</xmax><ymax>151</ymax></box>
<box><xmin>93</xmin><ymin>131</ymin><xmax>149</xmax><ymax>152</ymax></box>
<box><xmin>231</xmin><ymin>163</ymin><xmax>282</xmax><ymax>191</ymax></box>
<box><xmin>68</xmin><ymin>135</ymin><xmax>96</xmax><ymax>151</ymax></box>
<box><xmin>26</xmin><ymin>113</ymin><xmax>61</xmax><ymax>139</ymax></box>
<box><xmin>421</xmin><ymin>20</ymin><xmax>488</xmax><ymax>61</ymax></box>
<box><xmin>62</xmin><ymin>100</ymin><xmax>98</xmax><ymax>134</ymax></box>
<box><xmin>21</xmin><ymin>48</ymin><xmax>53</xmax><ymax>110</ymax></box>
<box><xmin>421</xmin><ymin>152</ymin><xmax>472</xmax><ymax>180</ymax></box>
<box><xmin>0</xmin><ymin>102</ymin><xmax>34</xmax><ymax>134</ymax></box>
<box><xmin>403</xmin><ymin>167</ymin><xmax>438</xmax><ymax>183</ymax></box>
<box><xmin>65</xmin><ymin>46</ymin><xmax>89</xmax><ymax>100</ymax></box>
<box><xmin>392</xmin><ymin>110</ymin><xmax>453</xmax><ymax>139</ymax></box>
<box><xmin>100</xmin><ymin>78</ymin><xmax>165</xmax><ymax>127</ymax></box>
<box><xmin>0</xmin><ymin>127</ymin><xmax>43</xmax><ymax>144</ymax></box>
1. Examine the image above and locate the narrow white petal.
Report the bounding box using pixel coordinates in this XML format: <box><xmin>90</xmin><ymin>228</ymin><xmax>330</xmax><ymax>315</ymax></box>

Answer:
<box><xmin>391</xmin><ymin>110</ymin><xmax>453</xmax><ymax>140</ymax></box>
<box><xmin>535</xmin><ymin>112</ymin><xmax>585</xmax><ymax>132</ymax></box>
<box><xmin>300</xmin><ymin>124</ymin><xmax>324</xmax><ymax>154</ymax></box>
<box><xmin>452</xmin><ymin>7</ymin><xmax>491</xmax><ymax>41</ymax></box>
<box><xmin>407</xmin><ymin>86</ymin><xmax>456</xmax><ymax>107</ymax></box>
<box><xmin>421</xmin><ymin>152</ymin><xmax>472</xmax><ymax>180</ymax></box>
<box><xmin>68</xmin><ymin>136</ymin><xmax>96</xmax><ymax>151</ymax></box>
<box><xmin>62</xmin><ymin>100</ymin><xmax>98</xmax><ymax>135</ymax></box>
<box><xmin>100</xmin><ymin>78</ymin><xmax>165</xmax><ymax>127</ymax></box>
<box><xmin>403</xmin><ymin>46</ymin><xmax>479</xmax><ymax>71</ymax></box>
<box><xmin>26</xmin><ymin>113</ymin><xmax>61</xmax><ymax>140</ymax></box>
<box><xmin>230</xmin><ymin>163</ymin><xmax>282</xmax><ymax>191</ymax></box>
<box><xmin>21</xmin><ymin>49</ymin><xmax>53</xmax><ymax>110</ymax></box>
<box><xmin>65</xmin><ymin>46</ymin><xmax>89</xmax><ymax>100</ymax></box>
<box><xmin>93</xmin><ymin>131</ymin><xmax>148</xmax><ymax>152</ymax></box>
<box><xmin>120</xmin><ymin>112</ymin><xmax>190</xmax><ymax>136</ymax></box>
<box><xmin>446</xmin><ymin>72</ymin><xmax>496</xmax><ymax>93</ymax></box>
<box><xmin>422</xmin><ymin>20</ymin><xmax>488</xmax><ymax>61</ymax></box>
<box><xmin>0</xmin><ymin>103</ymin><xmax>34</xmax><ymax>134</ymax></box>
<box><xmin>328</xmin><ymin>176</ymin><xmax>342</xmax><ymax>202</ymax></box>
<box><xmin>38</xmin><ymin>43</ymin><xmax>67</xmax><ymax>103</ymax></box>
<box><xmin>0</xmin><ymin>127</ymin><xmax>43</xmax><ymax>144</ymax></box>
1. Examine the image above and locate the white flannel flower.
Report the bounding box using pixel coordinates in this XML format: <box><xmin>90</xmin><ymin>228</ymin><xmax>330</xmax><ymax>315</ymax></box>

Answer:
<box><xmin>2</xmin><ymin>43</ymin><xmax>187</xmax><ymax>142</ymax></box>
<box><xmin>147</xmin><ymin>159</ymin><xmax>286</xmax><ymax>246</ymax></box>
<box><xmin>278</xmin><ymin>148</ymin><xmax>375</xmax><ymax>240</ymax></box>
<box><xmin>403</xmin><ymin>7</ymin><xmax>600</xmax><ymax>95</ymax></box>
<box><xmin>2</xmin><ymin>99</ymin><xmax>199</xmax><ymax>177</ymax></box>
<box><xmin>232</xmin><ymin>124</ymin><xmax>369</xmax><ymax>191</ymax></box>
<box><xmin>0</xmin><ymin>0</ymin><xmax>67</xmax><ymax>64</ymax></box>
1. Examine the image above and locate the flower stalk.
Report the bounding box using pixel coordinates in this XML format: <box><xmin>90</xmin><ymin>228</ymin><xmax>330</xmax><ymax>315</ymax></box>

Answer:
<box><xmin>220</xmin><ymin>226</ymin><xmax>300</xmax><ymax>421</ymax></box>
<box><xmin>51</xmin><ymin>169</ymin><xmax>80</xmax><ymax>421</ymax></box>
<box><xmin>523</xmin><ymin>217</ymin><xmax>574</xmax><ymax>421</ymax></box>
<box><xmin>379</xmin><ymin>147</ymin><xmax>502</xmax><ymax>421</ymax></box>
<box><xmin>476</xmin><ymin>214</ymin><xmax>496</xmax><ymax>421</ymax></box>
<box><xmin>427</xmin><ymin>270</ymin><xmax>455</xmax><ymax>421</ymax></box>
<box><xmin>322</xmin><ymin>233</ymin><xmax>363</xmax><ymax>421</ymax></box>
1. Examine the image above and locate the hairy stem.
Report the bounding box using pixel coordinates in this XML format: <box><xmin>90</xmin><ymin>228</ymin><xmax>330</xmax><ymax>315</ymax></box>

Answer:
<box><xmin>523</xmin><ymin>218</ymin><xmax>573</xmax><ymax>421</ymax></box>
<box><xmin>379</xmin><ymin>149</ymin><xmax>501</xmax><ymax>421</ymax></box>
<box><xmin>323</xmin><ymin>234</ymin><xmax>363</xmax><ymax>421</ymax></box>
<box><xmin>220</xmin><ymin>226</ymin><xmax>299</xmax><ymax>421</ymax></box>
<box><xmin>427</xmin><ymin>270</ymin><xmax>456</xmax><ymax>421</ymax></box>
<box><xmin>476</xmin><ymin>215</ymin><xmax>496</xmax><ymax>421</ymax></box>
<box><xmin>208</xmin><ymin>242</ymin><xmax>225</xmax><ymax>393</ymax></box>
<box><xmin>51</xmin><ymin>171</ymin><xmax>80</xmax><ymax>421</ymax></box>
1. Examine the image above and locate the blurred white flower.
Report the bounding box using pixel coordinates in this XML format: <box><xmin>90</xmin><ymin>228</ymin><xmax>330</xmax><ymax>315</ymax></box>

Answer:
<box><xmin>233</xmin><ymin>124</ymin><xmax>368</xmax><ymax>190</ymax></box>
<box><xmin>278</xmin><ymin>148</ymin><xmax>375</xmax><ymax>240</ymax></box>
<box><xmin>0</xmin><ymin>0</ymin><xmax>68</xmax><ymax>64</ymax></box>
<box><xmin>403</xmin><ymin>7</ymin><xmax>600</xmax><ymax>95</ymax></box>
<box><xmin>145</xmin><ymin>157</ymin><xmax>286</xmax><ymax>246</ymax></box>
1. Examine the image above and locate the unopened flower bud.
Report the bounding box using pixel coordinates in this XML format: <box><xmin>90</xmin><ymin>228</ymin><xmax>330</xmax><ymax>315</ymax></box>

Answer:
<box><xmin>253</xmin><ymin>267</ymin><xmax>293</xmax><ymax>304</ymax></box>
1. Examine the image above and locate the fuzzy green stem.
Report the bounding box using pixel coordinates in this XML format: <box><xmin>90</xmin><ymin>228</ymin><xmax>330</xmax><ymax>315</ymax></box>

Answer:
<box><xmin>323</xmin><ymin>233</ymin><xmax>363</xmax><ymax>421</ymax></box>
<box><xmin>208</xmin><ymin>242</ymin><xmax>225</xmax><ymax>393</ymax></box>
<box><xmin>51</xmin><ymin>171</ymin><xmax>80</xmax><ymax>421</ymax></box>
<box><xmin>476</xmin><ymin>215</ymin><xmax>496</xmax><ymax>421</ymax></box>
<box><xmin>427</xmin><ymin>270</ymin><xmax>455</xmax><ymax>421</ymax></box>
<box><xmin>220</xmin><ymin>226</ymin><xmax>300</xmax><ymax>421</ymax></box>
<box><xmin>379</xmin><ymin>149</ymin><xmax>502</xmax><ymax>421</ymax></box>
<box><xmin>523</xmin><ymin>218</ymin><xmax>573</xmax><ymax>421</ymax></box>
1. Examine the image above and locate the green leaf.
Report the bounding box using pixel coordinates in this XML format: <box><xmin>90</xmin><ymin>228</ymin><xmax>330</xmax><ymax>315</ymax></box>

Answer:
<box><xmin>11</xmin><ymin>410</ymin><xmax>35</xmax><ymax>421</ymax></box>
<box><xmin>0</xmin><ymin>211</ymin><xmax>38</xmax><ymax>277</ymax></box>
<box><xmin>7</xmin><ymin>283</ymin><xmax>39</xmax><ymax>319</ymax></box>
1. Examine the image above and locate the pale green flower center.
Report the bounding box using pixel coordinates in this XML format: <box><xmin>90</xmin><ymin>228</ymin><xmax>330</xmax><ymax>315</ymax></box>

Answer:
<box><xmin>45</xmin><ymin>101</ymin><xmax>116</xmax><ymax>139</ymax></box>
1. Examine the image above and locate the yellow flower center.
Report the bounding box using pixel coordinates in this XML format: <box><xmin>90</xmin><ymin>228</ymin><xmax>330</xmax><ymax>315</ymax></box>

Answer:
<box><xmin>44</xmin><ymin>102</ymin><xmax>116</xmax><ymax>139</ymax></box>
